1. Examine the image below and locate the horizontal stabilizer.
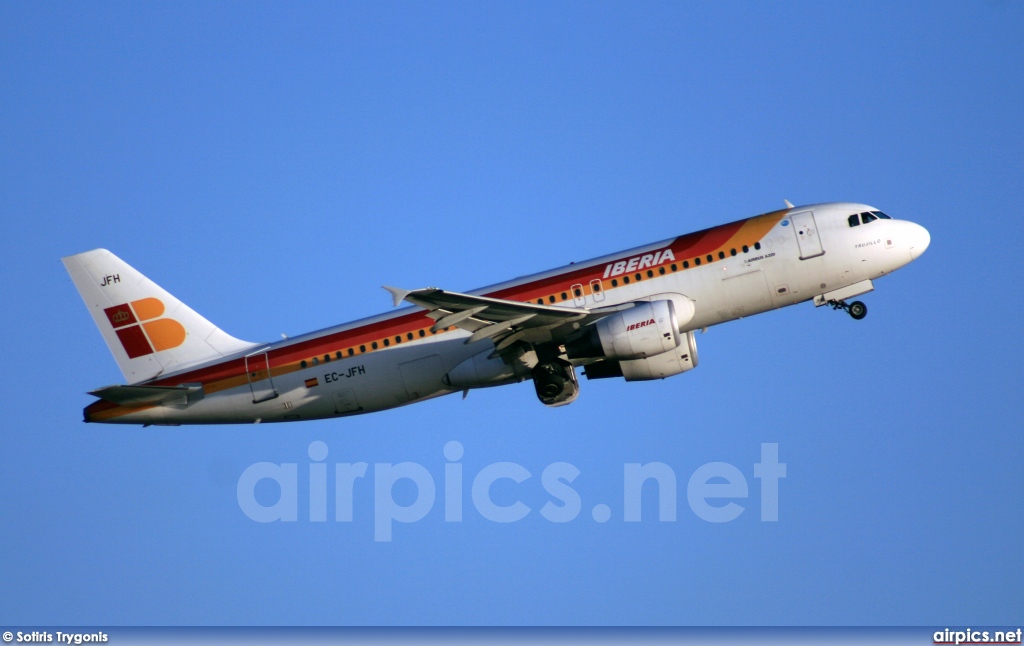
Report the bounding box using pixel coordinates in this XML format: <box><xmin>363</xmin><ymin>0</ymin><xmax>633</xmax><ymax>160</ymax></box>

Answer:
<box><xmin>89</xmin><ymin>384</ymin><xmax>204</xmax><ymax>407</ymax></box>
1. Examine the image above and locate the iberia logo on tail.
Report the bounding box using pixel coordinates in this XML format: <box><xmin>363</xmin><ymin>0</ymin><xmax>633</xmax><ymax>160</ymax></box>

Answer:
<box><xmin>103</xmin><ymin>298</ymin><xmax>186</xmax><ymax>358</ymax></box>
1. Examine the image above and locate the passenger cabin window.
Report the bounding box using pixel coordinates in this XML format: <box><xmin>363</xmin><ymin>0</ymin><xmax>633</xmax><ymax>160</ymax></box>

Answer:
<box><xmin>848</xmin><ymin>214</ymin><xmax>861</xmax><ymax>227</ymax></box>
<box><xmin>742</xmin><ymin>245</ymin><xmax>749</xmax><ymax>253</ymax></box>
<box><xmin>682</xmin><ymin>261</ymin><xmax>689</xmax><ymax>269</ymax></box>
<box><xmin>754</xmin><ymin>242</ymin><xmax>761</xmax><ymax>250</ymax></box>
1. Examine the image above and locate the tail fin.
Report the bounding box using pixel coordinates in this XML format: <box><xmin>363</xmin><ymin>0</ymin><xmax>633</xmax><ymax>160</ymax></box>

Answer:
<box><xmin>62</xmin><ymin>249</ymin><xmax>257</xmax><ymax>384</ymax></box>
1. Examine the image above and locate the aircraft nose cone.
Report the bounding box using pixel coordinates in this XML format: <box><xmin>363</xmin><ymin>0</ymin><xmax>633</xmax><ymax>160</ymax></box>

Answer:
<box><xmin>909</xmin><ymin>223</ymin><xmax>931</xmax><ymax>260</ymax></box>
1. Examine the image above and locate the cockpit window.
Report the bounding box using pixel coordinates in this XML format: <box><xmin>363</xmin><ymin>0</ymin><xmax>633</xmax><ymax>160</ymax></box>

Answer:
<box><xmin>871</xmin><ymin>210</ymin><xmax>891</xmax><ymax>219</ymax></box>
<box><xmin>861</xmin><ymin>212</ymin><xmax>878</xmax><ymax>224</ymax></box>
<box><xmin>848</xmin><ymin>214</ymin><xmax>861</xmax><ymax>227</ymax></box>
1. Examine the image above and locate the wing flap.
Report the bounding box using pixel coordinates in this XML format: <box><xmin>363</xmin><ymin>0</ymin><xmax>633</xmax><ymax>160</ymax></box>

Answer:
<box><xmin>384</xmin><ymin>286</ymin><xmax>639</xmax><ymax>352</ymax></box>
<box><xmin>400</xmin><ymin>288</ymin><xmax>588</xmax><ymax>325</ymax></box>
<box><xmin>385</xmin><ymin>287</ymin><xmax>592</xmax><ymax>347</ymax></box>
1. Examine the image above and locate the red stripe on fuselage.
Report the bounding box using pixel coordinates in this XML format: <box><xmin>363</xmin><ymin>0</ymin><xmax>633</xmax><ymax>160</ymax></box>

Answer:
<box><xmin>140</xmin><ymin>213</ymin><xmax>770</xmax><ymax>393</ymax></box>
<box><xmin>673</xmin><ymin>221</ymin><xmax>745</xmax><ymax>258</ymax></box>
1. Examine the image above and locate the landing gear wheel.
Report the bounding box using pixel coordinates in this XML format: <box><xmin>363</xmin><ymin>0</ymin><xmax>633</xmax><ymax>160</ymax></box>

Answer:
<box><xmin>848</xmin><ymin>301</ymin><xmax>867</xmax><ymax>320</ymax></box>
<box><xmin>531</xmin><ymin>359</ymin><xmax>581</xmax><ymax>407</ymax></box>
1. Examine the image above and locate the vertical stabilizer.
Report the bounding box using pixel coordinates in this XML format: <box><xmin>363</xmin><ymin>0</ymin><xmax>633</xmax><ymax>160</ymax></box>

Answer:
<box><xmin>62</xmin><ymin>249</ymin><xmax>257</xmax><ymax>383</ymax></box>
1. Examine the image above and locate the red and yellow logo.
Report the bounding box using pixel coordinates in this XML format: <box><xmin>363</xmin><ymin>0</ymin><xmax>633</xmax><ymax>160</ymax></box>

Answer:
<box><xmin>103</xmin><ymin>298</ymin><xmax>186</xmax><ymax>359</ymax></box>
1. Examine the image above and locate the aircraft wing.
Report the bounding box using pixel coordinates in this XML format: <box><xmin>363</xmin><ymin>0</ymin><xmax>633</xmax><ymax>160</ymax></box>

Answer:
<box><xmin>383</xmin><ymin>286</ymin><xmax>631</xmax><ymax>352</ymax></box>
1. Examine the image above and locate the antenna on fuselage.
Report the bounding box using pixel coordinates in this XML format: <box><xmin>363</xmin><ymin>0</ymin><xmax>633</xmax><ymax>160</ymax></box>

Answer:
<box><xmin>784</xmin><ymin>199</ymin><xmax>794</xmax><ymax>209</ymax></box>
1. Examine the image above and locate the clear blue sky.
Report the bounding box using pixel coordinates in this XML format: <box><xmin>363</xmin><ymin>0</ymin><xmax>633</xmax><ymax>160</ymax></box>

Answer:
<box><xmin>1</xmin><ymin>1</ymin><xmax>1021</xmax><ymax>626</ymax></box>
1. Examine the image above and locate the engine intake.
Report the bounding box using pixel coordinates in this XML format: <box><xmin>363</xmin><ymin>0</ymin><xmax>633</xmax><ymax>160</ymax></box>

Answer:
<box><xmin>565</xmin><ymin>300</ymin><xmax>680</xmax><ymax>361</ymax></box>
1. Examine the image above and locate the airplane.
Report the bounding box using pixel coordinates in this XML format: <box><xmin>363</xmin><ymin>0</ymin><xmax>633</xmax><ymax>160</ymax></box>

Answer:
<box><xmin>64</xmin><ymin>201</ymin><xmax>929</xmax><ymax>425</ymax></box>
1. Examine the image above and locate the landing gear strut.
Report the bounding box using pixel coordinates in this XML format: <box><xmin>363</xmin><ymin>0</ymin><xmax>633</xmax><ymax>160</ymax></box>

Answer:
<box><xmin>827</xmin><ymin>299</ymin><xmax>868</xmax><ymax>320</ymax></box>
<box><xmin>531</xmin><ymin>359</ymin><xmax>580</xmax><ymax>407</ymax></box>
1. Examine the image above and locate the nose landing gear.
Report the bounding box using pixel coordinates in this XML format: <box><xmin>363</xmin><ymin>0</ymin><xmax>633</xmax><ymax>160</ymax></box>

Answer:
<box><xmin>826</xmin><ymin>299</ymin><xmax>868</xmax><ymax>320</ymax></box>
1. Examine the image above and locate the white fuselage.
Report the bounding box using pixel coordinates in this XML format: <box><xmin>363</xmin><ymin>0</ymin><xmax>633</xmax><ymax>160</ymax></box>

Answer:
<box><xmin>82</xmin><ymin>202</ymin><xmax>929</xmax><ymax>425</ymax></box>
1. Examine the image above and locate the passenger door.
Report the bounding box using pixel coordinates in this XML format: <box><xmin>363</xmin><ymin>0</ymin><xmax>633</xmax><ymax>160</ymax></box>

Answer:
<box><xmin>790</xmin><ymin>210</ymin><xmax>825</xmax><ymax>259</ymax></box>
<box><xmin>245</xmin><ymin>349</ymin><xmax>278</xmax><ymax>403</ymax></box>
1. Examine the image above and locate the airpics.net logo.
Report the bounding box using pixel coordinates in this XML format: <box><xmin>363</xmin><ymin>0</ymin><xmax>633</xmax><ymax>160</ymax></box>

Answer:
<box><xmin>236</xmin><ymin>442</ymin><xmax>787</xmax><ymax>542</ymax></box>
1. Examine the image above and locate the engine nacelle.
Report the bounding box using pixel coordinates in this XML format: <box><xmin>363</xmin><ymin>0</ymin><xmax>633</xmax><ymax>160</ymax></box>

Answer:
<box><xmin>566</xmin><ymin>299</ymin><xmax>680</xmax><ymax>361</ymax></box>
<box><xmin>584</xmin><ymin>330</ymin><xmax>699</xmax><ymax>382</ymax></box>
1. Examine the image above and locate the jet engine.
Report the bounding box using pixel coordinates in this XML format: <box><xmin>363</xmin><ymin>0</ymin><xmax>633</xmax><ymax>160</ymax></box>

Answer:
<box><xmin>565</xmin><ymin>300</ymin><xmax>680</xmax><ymax>361</ymax></box>
<box><xmin>584</xmin><ymin>330</ymin><xmax>699</xmax><ymax>382</ymax></box>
